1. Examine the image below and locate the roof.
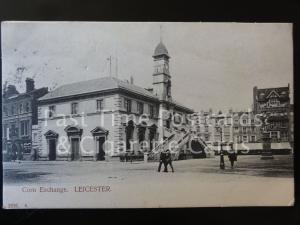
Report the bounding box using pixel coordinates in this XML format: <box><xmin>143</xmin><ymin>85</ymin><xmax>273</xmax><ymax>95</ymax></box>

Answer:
<box><xmin>153</xmin><ymin>41</ymin><xmax>169</xmax><ymax>58</ymax></box>
<box><xmin>39</xmin><ymin>76</ymin><xmax>158</xmax><ymax>102</ymax></box>
<box><xmin>255</xmin><ymin>86</ymin><xmax>289</xmax><ymax>102</ymax></box>
<box><xmin>3</xmin><ymin>87</ymin><xmax>48</xmax><ymax>103</ymax></box>
<box><xmin>169</xmin><ymin>99</ymin><xmax>194</xmax><ymax>113</ymax></box>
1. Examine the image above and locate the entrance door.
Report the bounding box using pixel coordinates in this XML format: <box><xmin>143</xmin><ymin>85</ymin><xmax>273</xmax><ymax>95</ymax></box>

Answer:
<box><xmin>49</xmin><ymin>139</ymin><xmax>56</xmax><ymax>160</ymax></box>
<box><xmin>97</xmin><ymin>137</ymin><xmax>105</xmax><ymax>160</ymax></box>
<box><xmin>71</xmin><ymin>138</ymin><xmax>80</xmax><ymax>161</ymax></box>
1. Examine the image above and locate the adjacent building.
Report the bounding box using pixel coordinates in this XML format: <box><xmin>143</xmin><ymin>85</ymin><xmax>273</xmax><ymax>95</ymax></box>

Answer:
<box><xmin>192</xmin><ymin>84</ymin><xmax>293</xmax><ymax>154</ymax></box>
<box><xmin>34</xmin><ymin>41</ymin><xmax>194</xmax><ymax>161</ymax></box>
<box><xmin>2</xmin><ymin>78</ymin><xmax>48</xmax><ymax>160</ymax></box>
<box><xmin>253</xmin><ymin>85</ymin><xmax>291</xmax><ymax>143</ymax></box>
<box><xmin>193</xmin><ymin>110</ymin><xmax>260</xmax><ymax>145</ymax></box>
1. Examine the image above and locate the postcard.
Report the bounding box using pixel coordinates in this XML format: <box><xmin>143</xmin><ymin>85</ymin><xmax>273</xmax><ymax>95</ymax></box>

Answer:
<box><xmin>2</xmin><ymin>22</ymin><xmax>294</xmax><ymax>208</ymax></box>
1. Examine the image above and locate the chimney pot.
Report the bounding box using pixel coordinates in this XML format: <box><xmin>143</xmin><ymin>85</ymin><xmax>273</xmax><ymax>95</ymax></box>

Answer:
<box><xmin>26</xmin><ymin>78</ymin><xmax>35</xmax><ymax>93</ymax></box>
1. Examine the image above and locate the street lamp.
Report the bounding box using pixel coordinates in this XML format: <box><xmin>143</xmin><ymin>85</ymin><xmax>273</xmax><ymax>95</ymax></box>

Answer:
<box><xmin>216</xmin><ymin>126</ymin><xmax>225</xmax><ymax>169</ymax></box>
<box><xmin>258</xmin><ymin>113</ymin><xmax>274</xmax><ymax>160</ymax></box>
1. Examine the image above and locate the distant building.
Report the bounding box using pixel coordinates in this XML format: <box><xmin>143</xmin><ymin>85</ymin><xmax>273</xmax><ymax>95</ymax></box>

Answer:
<box><xmin>253</xmin><ymin>85</ymin><xmax>290</xmax><ymax>142</ymax></box>
<box><xmin>35</xmin><ymin>41</ymin><xmax>194</xmax><ymax>161</ymax></box>
<box><xmin>289</xmin><ymin>104</ymin><xmax>294</xmax><ymax>149</ymax></box>
<box><xmin>2</xmin><ymin>78</ymin><xmax>48</xmax><ymax>161</ymax></box>
<box><xmin>191</xmin><ymin>84</ymin><xmax>293</xmax><ymax>154</ymax></box>
<box><xmin>192</xmin><ymin>109</ymin><xmax>260</xmax><ymax>146</ymax></box>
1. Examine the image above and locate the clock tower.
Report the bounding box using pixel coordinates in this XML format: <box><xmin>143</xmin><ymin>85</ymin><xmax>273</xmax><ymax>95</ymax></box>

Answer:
<box><xmin>152</xmin><ymin>41</ymin><xmax>172</xmax><ymax>101</ymax></box>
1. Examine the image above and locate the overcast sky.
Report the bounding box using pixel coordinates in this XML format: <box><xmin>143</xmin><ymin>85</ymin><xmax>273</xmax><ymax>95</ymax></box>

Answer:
<box><xmin>1</xmin><ymin>22</ymin><xmax>293</xmax><ymax>112</ymax></box>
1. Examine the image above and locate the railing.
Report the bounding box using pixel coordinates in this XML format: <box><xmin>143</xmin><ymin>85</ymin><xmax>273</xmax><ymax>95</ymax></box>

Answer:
<box><xmin>151</xmin><ymin>133</ymin><xmax>176</xmax><ymax>154</ymax></box>
<box><xmin>149</xmin><ymin>129</ymin><xmax>193</xmax><ymax>161</ymax></box>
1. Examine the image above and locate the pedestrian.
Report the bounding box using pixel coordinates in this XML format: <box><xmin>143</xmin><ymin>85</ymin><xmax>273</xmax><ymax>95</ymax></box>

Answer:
<box><xmin>165</xmin><ymin>150</ymin><xmax>174</xmax><ymax>173</ymax></box>
<box><xmin>228</xmin><ymin>149</ymin><xmax>237</xmax><ymax>169</ymax></box>
<box><xmin>158</xmin><ymin>150</ymin><xmax>167</xmax><ymax>172</ymax></box>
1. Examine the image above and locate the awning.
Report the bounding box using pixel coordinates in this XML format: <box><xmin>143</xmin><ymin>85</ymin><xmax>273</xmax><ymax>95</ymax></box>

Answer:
<box><xmin>271</xmin><ymin>142</ymin><xmax>291</xmax><ymax>149</ymax></box>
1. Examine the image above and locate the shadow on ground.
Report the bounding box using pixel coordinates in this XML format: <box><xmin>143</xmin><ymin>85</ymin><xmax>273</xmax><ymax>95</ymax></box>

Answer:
<box><xmin>4</xmin><ymin>169</ymin><xmax>52</xmax><ymax>184</ymax></box>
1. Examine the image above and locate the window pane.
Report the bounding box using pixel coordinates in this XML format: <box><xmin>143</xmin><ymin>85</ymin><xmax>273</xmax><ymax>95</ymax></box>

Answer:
<box><xmin>97</xmin><ymin>99</ymin><xmax>103</xmax><ymax>111</ymax></box>
<box><xmin>71</xmin><ymin>103</ymin><xmax>78</xmax><ymax>114</ymax></box>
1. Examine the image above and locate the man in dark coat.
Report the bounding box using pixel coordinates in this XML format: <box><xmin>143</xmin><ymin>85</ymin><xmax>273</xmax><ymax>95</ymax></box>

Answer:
<box><xmin>228</xmin><ymin>147</ymin><xmax>237</xmax><ymax>169</ymax></box>
<box><xmin>158</xmin><ymin>150</ymin><xmax>167</xmax><ymax>172</ymax></box>
<box><xmin>165</xmin><ymin>150</ymin><xmax>174</xmax><ymax>173</ymax></box>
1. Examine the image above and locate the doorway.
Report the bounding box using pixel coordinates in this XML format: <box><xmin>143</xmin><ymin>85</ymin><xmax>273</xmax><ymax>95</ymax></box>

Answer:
<box><xmin>49</xmin><ymin>139</ymin><xmax>56</xmax><ymax>160</ymax></box>
<box><xmin>97</xmin><ymin>136</ymin><xmax>105</xmax><ymax>160</ymax></box>
<box><xmin>126</xmin><ymin>120</ymin><xmax>134</xmax><ymax>151</ymax></box>
<box><xmin>71</xmin><ymin>138</ymin><xmax>80</xmax><ymax>161</ymax></box>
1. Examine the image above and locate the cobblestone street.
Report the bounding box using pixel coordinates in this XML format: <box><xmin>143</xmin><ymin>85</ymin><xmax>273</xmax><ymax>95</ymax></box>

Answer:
<box><xmin>3</xmin><ymin>155</ymin><xmax>294</xmax><ymax>208</ymax></box>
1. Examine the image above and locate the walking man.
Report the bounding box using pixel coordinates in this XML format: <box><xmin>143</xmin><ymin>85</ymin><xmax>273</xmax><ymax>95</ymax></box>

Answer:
<box><xmin>158</xmin><ymin>150</ymin><xmax>167</xmax><ymax>172</ymax></box>
<box><xmin>165</xmin><ymin>150</ymin><xmax>174</xmax><ymax>173</ymax></box>
<box><xmin>228</xmin><ymin>146</ymin><xmax>237</xmax><ymax>169</ymax></box>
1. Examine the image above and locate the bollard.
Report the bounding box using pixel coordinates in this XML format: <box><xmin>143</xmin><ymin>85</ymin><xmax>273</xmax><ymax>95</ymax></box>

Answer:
<box><xmin>144</xmin><ymin>153</ymin><xmax>148</xmax><ymax>163</ymax></box>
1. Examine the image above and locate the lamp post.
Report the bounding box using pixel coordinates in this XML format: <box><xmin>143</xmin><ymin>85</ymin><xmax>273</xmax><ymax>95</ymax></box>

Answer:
<box><xmin>217</xmin><ymin>126</ymin><xmax>225</xmax><ymax>169</ymax></box>
<box><xmin>259</xmin><ymin>113</ymin><xmax>274</xmax><ymax>160</ymax></box>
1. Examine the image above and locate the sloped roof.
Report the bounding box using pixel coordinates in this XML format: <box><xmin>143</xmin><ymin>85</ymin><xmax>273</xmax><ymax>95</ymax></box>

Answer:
<box><xmin>165</xmin><ymin>99</ymin><xmax>194</xmax><ymax>113</ymax></box>
<box><xmin>39</xmin><ymin>76</ymin><xmax>158</xmax><ymax>101</ymax></box>
<box><xmin>256</xmin><ymin>86</ymin><xmax>289</xmax><ymax>102</ymax></box>
<box><xmin>153</xmin><ymin>42</ymin><xmax>169</xmax><ymax>58</ymax></box>
<box><xmin>3</xmin><ymin>87</ymin><xmax>48</xmax><ymax>103</ymax></box>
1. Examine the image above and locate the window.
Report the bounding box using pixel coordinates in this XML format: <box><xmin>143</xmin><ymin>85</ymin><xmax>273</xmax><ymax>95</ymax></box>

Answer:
<box><xmin>10</xmin><ymin>105</ymin><xmax>14</xmax><ymax>115</ymax></box>
<box><xmin>235</xmin><ymin>136</ymin><xmax>239</xmax><ymax>143</ymax></box>
<box><xmin>270</xmin><ymin>98</ymin><xmax>279</xmax><ymax>105</ymax></box>
<box><xmin>137</xmin><ymin>102</ymin><xmax>144</xmax><ymax>114</ymax></box>
<box><xmin>48</xmin><ymin>105</ymin><xmax>56</xmax><ymax>118</ymax></box>
<box><xmin>149</xmin><ymin>105</ymin><xmax>154</xmax><ymax>118</ymax></box>
<box><xmin>19</xmin><ymin>103</ymin><xmax>23</xmax><ymax>114</ymax></box>
<box><xmin>205</xmin><ymin>126</ymin><xmax>209</xmax><ymax>132</ymax></box>
<box><xmin>20</xmin><ymin>120</ymin><xmax>29</xmax><ymax>136</ymax></box>
<box><xmin>271</xmin><ymin>131</ymin><xmax>278</xmax><ymax>140</ymax></box>
<box><xmin>243</xmin><ymin>119</ymin><xmax>247</xmax><ymax>124</ymax></box>
<box><xmin>10</xmin><ymin>123</ymin><xmax>15</xmax><ymax>135</ymax></box>
<box><xmin>242</xmin><ymin>127</ymin><xmax>247</xmax><ymax>133</ymax></box>
<box><xmin>166</xmin><ymin>119</ymin><xmax>170</xmax><ymax>129</ymax></box>
<box><xmin>25</xmin><ymin>102</ymin><xmax>30</xmax><ymax>112</ymax></box>
<box><xmin>250</xmin><ymin>136</ymin><xmax>256</xmax><ymax>142</ymax></box>
<box><xmin>234</xmin><ymin>126</ymin><xmax>239</xmax><ymax>131</ymax></box>
<box><xmin>3</xmin><ymin>125</ymin><xmax>8</xmax><ymax>138</ymax></box>
<box><xmin>174</xmin><ymin>113</ymin><xmax>183</xmax><ymax>124</ymax></box>
<box><xmin>3</xmin><ymin>106</ymin><xmax>8</xmax><ymax>116</ymax></box>
<box><xmin>71</xmin><ymin>102</ymin><xmax>78</xmax><ymax>114</ymax></box>
<box><xmin>242</xmin><ymin>136</ymin><xmax>248</xmax><ymax>142</ymax></box>
<box><xmin>96</xmin><ymin>99</ymin><xmax>104</xmax><ymax>111</ymax></box>
<box><xmin>281</xmin><ymin>131</ymin><xmax>288</xmax><ymax>141</ymax></box>
<box><xmin>124</xmin><ymin>99</ymin><xmax>131</xmax><ymax>113</ymax></box>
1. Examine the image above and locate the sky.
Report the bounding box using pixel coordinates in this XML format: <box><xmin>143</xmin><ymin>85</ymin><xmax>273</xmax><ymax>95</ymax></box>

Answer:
<box><xmin>1</xmin><ymin>22</ymin><xmax>293</xmax><ymax>112</ymax></box>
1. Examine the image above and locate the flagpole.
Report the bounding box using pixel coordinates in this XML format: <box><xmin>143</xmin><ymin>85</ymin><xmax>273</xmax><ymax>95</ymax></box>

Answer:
<box><xmin>116</xmin><ymin>57</ymin><xmax>118</xmax><ymax>78</ymax></box>
<box><xmin>109</xmin><ymin>56</ymin><xmax>112</xmax><ymax>77</ymax></box>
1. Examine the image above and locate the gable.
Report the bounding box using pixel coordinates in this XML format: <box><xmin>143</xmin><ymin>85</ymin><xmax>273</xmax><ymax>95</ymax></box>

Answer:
<box><xmin>266</xmin><ymin>90</ymin><xmax>280</xmax><ymax>99</ymax></box>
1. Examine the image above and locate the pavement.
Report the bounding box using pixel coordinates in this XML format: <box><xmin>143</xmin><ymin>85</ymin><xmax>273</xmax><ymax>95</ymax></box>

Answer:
<box><xmin>3</xmin><ymin>155</ymin><xmax>294</xmax><ymax>208</ymax></box>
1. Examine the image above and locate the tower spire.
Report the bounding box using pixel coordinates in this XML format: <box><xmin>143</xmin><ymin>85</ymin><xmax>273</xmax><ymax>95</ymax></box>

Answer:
<box><xmin>160</xmin><ymin>25</ymin><xmax>163</xmax><ymax>42</ymax></box>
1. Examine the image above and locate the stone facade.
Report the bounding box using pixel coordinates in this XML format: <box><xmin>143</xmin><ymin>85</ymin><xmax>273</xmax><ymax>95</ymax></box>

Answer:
<box><xmin>34</xmin><ymin>41</ymin><xmax>193</xmax><ymax>161</ymax></box>
<box><xmin>193</xmin><ymin>110</ymin><xmax>260</xmax><ymax>145</ymax></box>
<box><xmin>253</xmin><ymin>85</ymin><xmax>291</xmax><ymax>143</ymax></box>
<box><xmin>2</xmin><ymin>78</ymin><xmax>48</xmax><ymax>161</ymax></box>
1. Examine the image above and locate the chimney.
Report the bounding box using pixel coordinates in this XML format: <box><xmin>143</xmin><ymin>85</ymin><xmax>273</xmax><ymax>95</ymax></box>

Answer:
<box><xmin>130</xmin><ymin>76</ymin><xmax>134</xmax><ymax>84</ymax></box>
<box><xmin>26</xmin><ymin>78</ymin><xmax>35</xmax><ymax>93</ymax></box>
<box><xmin>5</xmin><ymin>85</ymin><xmax>19</xmax><ymax>98</ymax></box>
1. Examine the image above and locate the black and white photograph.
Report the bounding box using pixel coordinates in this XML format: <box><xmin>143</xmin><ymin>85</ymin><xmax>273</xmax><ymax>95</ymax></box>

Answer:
<box><xmin>1</xmin><ymin>22</ymin><xmax>294</xmax><ymax>208</ymax></box>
